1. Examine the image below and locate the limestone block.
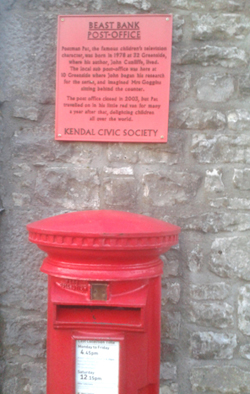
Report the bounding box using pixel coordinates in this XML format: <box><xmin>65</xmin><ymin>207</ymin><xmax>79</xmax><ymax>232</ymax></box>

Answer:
<box><xmin>162</xmin><ymin>311</ymin><xmax>181</xmax><ymax>339</ymax></box>
<box><xmin>192</xmin><ymin>13</ymin><xmax>250</xmax><ymax>40</ymax></box>
<box><xmin>171</xmin><ymin>0</ymin><xmax>244</xmax><ymax>11</ymax></box>
<box><xmin>22</xmin><ymin>363</ymin><xmax>46</xmax><ymax>394</ymax></box>
<box><xmin>238</xmin><ymin>285</ymin><xmax>250</xmax><ymax>335</ymax></box>
<box><xmin>204</xmin><ymin>169</ymin><xmax>224</xmax><ymax>193</ymax></box>
<box><xmin>13</xmin><ymin>100</ymin><xmax>39</xmax><ymax>121</ymax></box>
<box><xmin>160</xmin><ymin>383</ymin><xmax>178</xmax><ymax>394</ymax></box>
<box><xmin>190</xmin><ymin>366</ymin><xmax>250</xmax><ymax>393</ymax></box>
<box><xmin>170</xmin><ymin>108</ymin><xmax>226</xmax><ymax>129</ymax></box>
<box><xmin>179</xmin><ymin>212</ymin><xmax>250</xmax><ymax>233</ymax></box>
<box><xmin>117</xmin><ymin>0</ymin><xmax>151</xmax><ymax>10</ymax></box>
<box><xmin>103</xmin><ymin>166</ymin><xmax>134</xmax><ymax>175</ymax></box>
<box><xmin>187</xmin><ymin>246</ymin><xmax>203</xmax><ymax>273</ymax></box>
<box><xmin>192</xmin><ymin>133</ymin><xmax>250</xmax><ymax>163</ymax></box>
<box><xmin>5</xmin><ymin>317</ymin><xmax>46</xmax><ymax>358</ymax></box>
<box><xmin>162</xmin><ymin>282</ymin><xmax>181</xmax><ymax>305</ymax></box>
<box><xmin>107</xmin><ymin>144</ymin><xmax>138</xmax><ymax>163</ymax></box>
<box><xmin>190</xmin><ymin>283</ymin><xmax>230</xmax><ymax>300</ymax></box>
<box><xmin>209</xmin><ymin>197</ymin><xmax>250</xmax><ymax>210</ymax></box>
<box><xmin>190</xmin><ymin>331</ymin><xmax>237</xmax><ymax>359</ymax></box>
<box><xmin>240</xmin><ymin>344</ymin><xmax>250</xmax><ymax>360</ymax></box>
<box><xmin>173</xmin><ymin>14</ymin><xmax>185</xmax><ymax>43</ymax></box>
<box><xmin>234</xmin><ymin>169</ymin><xmax>250</xmax><ymax>190</ymax></box>
<box><xmin>238</xmin><ymin>73</ymin><xmax>250</xmax><ymax>97</ymax></box>
<box><xmin>142</xmin><ymin>171</ymin><xmax>201</xmax><ymax>207</ymax></box>
<box><xmin>12</xmin><ymin>193</ymin><xmax>31</xmax><ymax>207</ymax></box>
<box><xmin>211</xmin><ymin>0</ymin><xmax>245</xmax><ymax>12</ymax></box>
<box><xmin>189</xmin><ymin>301</ymin><xmax>234</xmax><ymax>328</ymax></box>
<box><xmin>160</xmin><ymin>362</ymin><xmax>177</xmax><ymax>381</ymax></box>
<box><xmin>197</xmin><ymin>74</ymin><xmax>234</xmax><ymax>102</ymax></box>
<box><xmin>103</xmin><ymin>176</ymin><xmax>138</xmax><ymax>208</ymax></box>
<box><xmin>161</xmin><ymin>254</ymin><xmax>180</xmax><ymax>277</ymax></box>
<box><xmin>170</xmin><ymin>69</ymin><xmax>191</xmax><ymax>102</ymax></box>
<box><xmin>172</xmin><ymin>45</ymin><xmax>247</xmax><ymax>68</ymax></box>
<box><xmin>170</xmin><ymin>0</ymin><xmax>189</xmax><ymax>8</ymax></box>
<box><xmin>138</xmin><ymin>148</ymin><xmax>178</xmax><ymax>165</ymax></box>
<box><xmin>210</xmin><ymin>236</ymin><xmax>250</xmax><ymax>279</ymax></box>
<box><xmin>161</xmin><ymin>342</ymin><xmax>177</xmax><ymax>363</ymax></box>
<box><xmin>2</xmin><ymin>13</ymin><xmax>57</xmax><ymax>103</ymax></box>
<box><xmin>227</xmin><ymin>109</ymin><xmax>250</xmax><ymax>131</ymax></box>
<box><xmin>27</xmin><ymin>0</ymin><xmax>91</xmax><ymax>10</ymax></box>
<box><xmin>34</xmin><ymin>166</ymin><xmax>100</xmax><ymax>210</ymax></box>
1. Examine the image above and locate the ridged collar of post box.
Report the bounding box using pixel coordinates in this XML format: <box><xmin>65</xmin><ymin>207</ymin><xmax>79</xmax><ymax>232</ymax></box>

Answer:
<box><xmin>27</xmin><ymin>210</ymin><xmax>180</xmax><ymax>279</ymax></box>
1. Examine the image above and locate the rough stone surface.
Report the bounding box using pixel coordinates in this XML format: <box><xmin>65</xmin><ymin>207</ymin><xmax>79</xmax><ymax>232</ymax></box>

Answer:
<box><xmin>142</xmin><ymin>171</ymin><xmax>201</xmax><ymax>207</ymax></box>
<box><xmin>170</xmin><ymin>108</ymin><xmax>226</xmax><ymax>130</ymax></box>
<box><xmin>172</xmin><ymin>45</ymin><xmax>248</xmax><ymax>68</ymax></box>
<box><xmin>161</xmin><ymin>254</ymin><xmax>180</xmax><ymax>278</ymax></box>
<box><xmin>196</xmin><ymin>73</ymin><xmax>235</xmax><ymax>102</ymax></box>
<box><xmin>13</xmin><ymin>101</ymin><xmax>39</xmax><ymax>121</ymax></box>
<box><xmin>190</xmin><ymin>283</ymin><xmax>230</xmax><ymax>300</ymax></box>
<box><xmin>192</xmin><ymin>13</ymin><xmax>250</xmax><ymax>40</ymax></box>
<box><xmin>210</xmin><ymin>237</ymin><xmax>250</xmax><ymax>280</ymax></box>
<box><xmin>238</xmin><ymin>73</ymin><xmax>250</xmax><ymax>96</ymax></box>
<box><xmin>204</xmin><ymin>169</ymin><xmax>224</xmax><ymax>193</ymax></box>
<box><xmin>233</xmin><ymin>169</ymin><xmax>250</xmax><ymax>190</ymax></box>
<box><xmin>22</xmin><ymin>363</ymin><xmax>46</xmax><ymax>394</ymax></box>
<box><xmin>190</xmin><ymin>366</ymin><xmax>250</xmax><ymax>393</ymax></box>
<box><xmin>179</xmin><ymin>212</ymin><xmax>250</xmax><ymax>233</ymax></box>
<box><xmin>160</xmin><ymin>362</ymin><xmax>177</xmax><ymax>381</ymax></box>
<box><xmin>227</xmin><ymin>109</ymin><xmax>250</xmax><ymax>131</ymax></box>
<box><xmin>186</xmin><ymin>245</ymin><xmax>203</xmax><ymax>273</ymax></box>
<box><xmin>189</xmin><ymin>301</ymin><xmax>234</xmax><ymax>328</ymax></box>
<box><xmin>238</xmin><ymin>285</ymin><xmax>250</xmax><ymax>335</ymax></box>
<box><xmin>162</xmin><ymin>312</ymin><xmax>181</xmax><ymax>340</ymax></box>
<box><xmin>34</xmin><ymin>166</ymin><xmax>100</xmax><ymax>210</ymax></box>
<box><xmin>192</xmin><ymin>134</ymin><xmax>250</xmax><ymax>163</ymax></box>
<box><xmin>162</xmin><ymin>283</ymin><xmax>181</xmax><ymax>305</ymax></box>
<box><xmin>117</xmin><ymin>0</ymin><xmax>151</xmax><ymax>10</ymax></box>
<box><xmin>190</xmin><ymin>331</ymin><xmax>237</xmax><ymax>359</ymax></box>
<box><xmin>160</xmin><ymin>384</ymin><xmax>178</xmax><ymax>394</ymax></box>
<box><xmin>170</xmin><ymin>70</ymin><xmax>191</xmax><ymax>102</ymax></box>
<box><xmin>103</xmin><ymin>176</ymin><xmax>138</xmax><ymax>209</ymax></box>
<box><xmin>172</xmin><ymin>14</ymin><xmax>185</xmax><ymax>44</ymax></box>
<box><xmin>4</xmin><ymin>317</ymin><xmax>46</xmax><ymax>358</ymax></box>
<box><xmin>209</xmin><ymin>197</ymin><xmax>250</xmax><ymax>210</ymax></box>
<box><xmin>240</xmin><ymin>344</ymin><xmax>250</xmax><ymax>360</ymax></box>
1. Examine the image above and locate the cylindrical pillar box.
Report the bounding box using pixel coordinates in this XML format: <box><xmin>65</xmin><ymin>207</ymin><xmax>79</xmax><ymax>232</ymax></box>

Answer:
<box><xmin>27</xmin><ymin>210</ymin><xmax>180</xmax><ymax>394</ymax></box>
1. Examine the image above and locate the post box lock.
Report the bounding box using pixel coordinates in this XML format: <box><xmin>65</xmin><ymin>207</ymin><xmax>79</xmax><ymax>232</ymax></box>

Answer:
<box><xmin>90</xmin><ymin>282</ymin><xmax>108</xmax><ymax>301</ymax></box>
<box><xmin>27</xmin><ymin>210</ymin><xmax>180</xmax><ymax>394</ymax></box>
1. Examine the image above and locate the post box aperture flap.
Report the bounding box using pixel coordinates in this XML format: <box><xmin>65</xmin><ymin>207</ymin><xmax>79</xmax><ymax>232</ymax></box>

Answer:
<box><xmin>27</xmin><ymin>210</ymin><xmax>180</xmax><ymax>394</ymax></box>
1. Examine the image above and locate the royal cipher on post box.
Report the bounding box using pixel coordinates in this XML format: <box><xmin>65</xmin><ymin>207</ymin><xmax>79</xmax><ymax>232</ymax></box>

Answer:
<box><xmin>27</xmin><ymin>210</ymin><xmax>180</xmax><ymax>394</ymax></box>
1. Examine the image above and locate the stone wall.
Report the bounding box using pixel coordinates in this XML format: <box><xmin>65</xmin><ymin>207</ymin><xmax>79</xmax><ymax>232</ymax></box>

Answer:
<box><xmin>0</xmin><ymin>0</ymin><xmax>250</xmax><ymax>393</ymax></box>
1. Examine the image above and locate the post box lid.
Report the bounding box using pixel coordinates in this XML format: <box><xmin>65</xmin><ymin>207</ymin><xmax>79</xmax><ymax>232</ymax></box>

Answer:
<box><xmin>27</xmin><ymin>209</ymin><xmax>180</xmax><ymax>245</ymax></box>
<box><xmin>27</xmin><ymin>210</ymin><xmax>180</xmax><ymax>279</ymax></box>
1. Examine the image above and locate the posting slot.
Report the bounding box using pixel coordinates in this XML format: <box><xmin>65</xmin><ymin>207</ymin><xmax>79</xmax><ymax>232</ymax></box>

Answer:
<box><xmin>55</xmin><ymin>304</ymin><xmax>143</xmax><ymax>329</ymax></box>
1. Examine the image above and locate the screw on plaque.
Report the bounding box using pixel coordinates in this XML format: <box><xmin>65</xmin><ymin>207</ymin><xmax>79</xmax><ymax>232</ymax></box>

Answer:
<box><xmin>166</xmin><ymin>17</ymin><xmax>169</xmax><ymax>21</ymax></box>
<box><xmin>61</xmin><ymin>18</ymin><xmax>65</xmax><ymax>22</ymax></box>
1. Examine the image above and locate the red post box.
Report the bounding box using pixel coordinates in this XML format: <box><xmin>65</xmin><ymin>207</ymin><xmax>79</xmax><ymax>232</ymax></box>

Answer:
<box><xmin>27</xmin><ymin>210</ymin><xmax>180</xmax><ymax>394</ymax></box>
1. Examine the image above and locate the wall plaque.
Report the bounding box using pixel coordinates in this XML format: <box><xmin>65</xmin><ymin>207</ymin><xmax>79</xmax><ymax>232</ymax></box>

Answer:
<box><xmin>55</xmin><ymin>15</ymin><xmax>172</xmax><ymax>143</ymax></box>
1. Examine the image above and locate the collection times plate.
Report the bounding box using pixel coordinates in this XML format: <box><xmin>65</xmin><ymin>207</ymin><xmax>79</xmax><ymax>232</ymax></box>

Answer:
<box><xmin>75</xmin><ymin>340</ymin><xmax>119</xmax><ymax>394</ymax></box>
